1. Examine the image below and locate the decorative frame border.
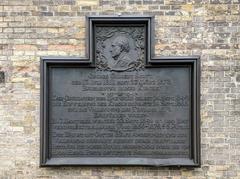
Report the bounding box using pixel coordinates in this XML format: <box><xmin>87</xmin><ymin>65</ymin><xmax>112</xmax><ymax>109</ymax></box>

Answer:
<box><xmin>40</xmin><ymin>16</ymin><xmax>200</xmax><ymax>167</ymax></box>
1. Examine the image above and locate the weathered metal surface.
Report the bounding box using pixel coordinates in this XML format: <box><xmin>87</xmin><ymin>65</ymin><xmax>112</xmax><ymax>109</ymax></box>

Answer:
<box><xmin>40</xmin><ymin>16</ymin><xmax>200</xmax><ymax>167</ymax></box>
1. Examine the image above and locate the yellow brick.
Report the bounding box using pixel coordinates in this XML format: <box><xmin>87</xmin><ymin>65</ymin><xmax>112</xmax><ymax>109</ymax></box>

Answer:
<box><xmin>48</xmin><ymin>28</ymin><xmax>59</xmax><ymax>34</ymax></box>
<box><xmin>58</xmin><ymin>5</ymin><xmax>70</xmax><ymax>12</ymax></box>
<box><xmin>12</xmin><ymin>77</ymin><xmax>28</xmax><ymax>83</ymax></box>
<box><xmin>76</xmin><ymin>0</ymin><xmax>98</xmax><ymax>6</ymax></box>
<box><xmin>181</xmin><ymin>4</ymin><xmax>193</xmax><ymax>12</ymax></box>
<box><xmin>181</xmin><ymin>171</ymin><xmax>192</xmax><ymax>177</ymax></box>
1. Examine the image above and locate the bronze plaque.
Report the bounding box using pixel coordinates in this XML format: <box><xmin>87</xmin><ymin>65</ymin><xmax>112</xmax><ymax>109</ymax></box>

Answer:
<box><xmin>40</xmin><ymin>16</ymin><xmax>200</xmax><ymax>166</ymax></box>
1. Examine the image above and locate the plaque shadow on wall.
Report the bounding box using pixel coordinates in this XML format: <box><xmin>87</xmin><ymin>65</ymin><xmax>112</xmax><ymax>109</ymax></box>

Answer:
<box><xmin>40</xmin><ymin>16</ymin><xmax>200</xmax><ymax>167</ymax></box>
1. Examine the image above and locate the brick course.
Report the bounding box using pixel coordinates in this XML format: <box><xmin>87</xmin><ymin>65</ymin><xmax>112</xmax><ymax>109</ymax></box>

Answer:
<box><xmin>0</xmin><ymin>0</ymin><xmax>240</xmax><ymax>178</ymax></box>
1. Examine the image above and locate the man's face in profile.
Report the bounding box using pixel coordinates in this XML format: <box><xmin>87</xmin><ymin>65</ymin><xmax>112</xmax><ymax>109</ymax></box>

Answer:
<box><xmin>110</xmin><ymin>39</ymin><xmax>121</xmax><ymax>60</ymax></box>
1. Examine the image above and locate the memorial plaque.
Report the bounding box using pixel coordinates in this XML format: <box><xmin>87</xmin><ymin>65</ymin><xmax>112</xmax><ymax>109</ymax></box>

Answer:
<box><xmin>40</xmin><ymin>16</ymin><xmax>200</xmax><ymax>166</ymax></box>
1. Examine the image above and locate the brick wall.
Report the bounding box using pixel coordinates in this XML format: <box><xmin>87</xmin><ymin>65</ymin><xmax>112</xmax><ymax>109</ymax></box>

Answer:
<box><xmin>0</xmin><ymin>0</ymin><xmax>240</xmax><ymax>178</ymax></box>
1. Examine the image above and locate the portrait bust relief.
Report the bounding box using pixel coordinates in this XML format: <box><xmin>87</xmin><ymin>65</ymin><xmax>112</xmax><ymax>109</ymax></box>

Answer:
<box><xmin>110</xmin><ymin>36</ymin><xmax>135</xmax><ymax>71</ymax></box>
<box><xmin>95</xmin><ymin>26</ymin><xmax>145</xmax><ymax>71</ymax></box>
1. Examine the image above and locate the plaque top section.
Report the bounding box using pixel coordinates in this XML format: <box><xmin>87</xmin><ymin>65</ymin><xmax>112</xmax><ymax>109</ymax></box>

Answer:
<box><xmin>87</xmin><ymin>16</ymin><xmax>153</xmax><ymax>64</ymax></box>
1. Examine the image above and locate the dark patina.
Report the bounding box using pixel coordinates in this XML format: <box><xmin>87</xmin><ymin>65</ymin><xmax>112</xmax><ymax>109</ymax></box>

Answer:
<box><xmin>40</xmin><ymin>16</ymin><xmax>200</xmax><ymax>167</ymax></box>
